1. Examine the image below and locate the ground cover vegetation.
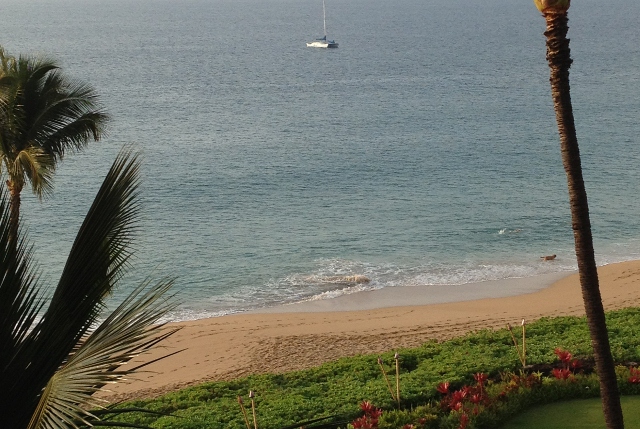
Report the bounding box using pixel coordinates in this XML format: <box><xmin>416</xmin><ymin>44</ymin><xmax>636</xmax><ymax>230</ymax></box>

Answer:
<box><xmin>108</xmin><ymin>308</ymin><xmax>640</xmax><ymax>429</ymax></box>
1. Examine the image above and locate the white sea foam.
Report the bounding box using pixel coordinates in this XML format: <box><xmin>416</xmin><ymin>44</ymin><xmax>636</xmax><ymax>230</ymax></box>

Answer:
<box><xmin>146</xmin><ymin>252</ymin><xmax>640</xmax><ymax>322</ymax></box>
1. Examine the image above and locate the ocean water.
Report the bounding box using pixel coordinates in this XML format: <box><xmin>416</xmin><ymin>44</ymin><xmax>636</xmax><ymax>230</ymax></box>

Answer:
<box><xmin>2</xmin><ymin>0</ymin><xmax>640</xmax><ymax>320</ymax></box>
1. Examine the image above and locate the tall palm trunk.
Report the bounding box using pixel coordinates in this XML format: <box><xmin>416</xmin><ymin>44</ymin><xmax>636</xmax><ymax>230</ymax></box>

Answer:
<box><xmin>6</xmin><ymin>178</ymin><xmax>20</xmax><ymax>246</ymax></box>
<box><xmin>541</xmin><ymin>9</ymin><xmax>624</xmax><ymax>429</ymax></box>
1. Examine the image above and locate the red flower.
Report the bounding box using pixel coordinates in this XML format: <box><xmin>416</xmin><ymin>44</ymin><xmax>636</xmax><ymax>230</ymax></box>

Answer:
<box><xmin>451</xmin><ymin>401</ymin><xmax>463</xmax><ymax>411</ymax></box>
<box><xmin>360</xmin><ymin>401</ymin><xmax>375</xmax><ymax>414</ymax></box>
<box><xmin>352</xmin><ymin>402</ymin><xmax>382</xmax><ymax>429</ymax></box>
<box><xmin>473</xmin><ymin>372</ymin><xmax>488</xmax><ymax>385</ymax></box>
<box><xmin>552</xmin><ymin>368</ymin><xmax>572</xmax><ymax>380</ymax></box>
<box><xmin>469</xmin><ymin>394</ymin><xmax>482</xmax><ymax>404</ymax></box>
<box><xmin>351</xmin><ymin>416</ymin><xmax>366</xmax><ymax>429</ymax></box>
<box><xmin>370</xmin><ymin>409</ymin><xmax>382</xmax><ymax>419</ymax></box>
<box><xmin>451</xmin><ymin>389</ymin><xmax>467</xmax><ymax>404</ymax></box>
<box><xmin>458</xmin><ymin>413</ymin><xmax>470</xmax><ymax>429</ymax></box>
<box><xmin>554</xmin><ymin>348</ymin><xmax>572</xmax><ymax>364</ymax></box>
<box><xmin>629</xmin><ymin>367</ymin><xmax>640</xmax><ymax>384</ymax></box>
<box><xmin>402</xmin><ymin>425</ymin><xmax>414</xmax><ymax>429</ymax></box>
<box><xmin>437</xmin><ymin>382</ymin><xmax>450</xmax><ymax>395</ymax></box>
<box><xmin>570</xmin><ymin>359</ymin><xmax>582</xmax><ymax>370</ymax></box>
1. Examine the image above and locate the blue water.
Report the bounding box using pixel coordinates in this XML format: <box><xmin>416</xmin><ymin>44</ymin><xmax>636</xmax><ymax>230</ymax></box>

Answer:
<box><xmin>2</xmin><ymin>0</ymin><xmax>640</xmax><ymax>320</ymax></box>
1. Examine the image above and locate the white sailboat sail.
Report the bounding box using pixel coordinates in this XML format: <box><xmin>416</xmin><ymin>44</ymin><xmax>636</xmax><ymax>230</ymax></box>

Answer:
<box><xmin>307</xmin><ymin>0</ymin><xmax>338</xmax><ymax>48</ymax></box>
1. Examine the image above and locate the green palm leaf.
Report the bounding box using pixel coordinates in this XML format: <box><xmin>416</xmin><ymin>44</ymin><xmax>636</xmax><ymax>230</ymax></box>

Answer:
<box><xmin>0</xmin><ymin>148</ymin><xmax>165</xmax><ymax>428</ymax></box>
<box><xmin>1</xmin><ymin>46</ymin><xmax>177</xmax><ymax>428</ymax></box>
<box><xmin>6</xmin><ymin>146</ymin><xmax>55</xmax><ymax>198</ymax></box>
<box><xmin>0</xmin><ymin>183</ymin><xmax>44</xmax><ymax>358</ymax></box>
<box><xmin>28</xmin><ymin>71</ymin><xmax>107</xmax><ymax>156</ymax></box>
<box><xmin>0</xmin><ymin>45</ymin><xmax>108</xmax><ymax>240</ymax></box>
<box><xmin>28</xmin><ymin>279</ymin><xmax>179</xmax><ymax>429</ymax></box>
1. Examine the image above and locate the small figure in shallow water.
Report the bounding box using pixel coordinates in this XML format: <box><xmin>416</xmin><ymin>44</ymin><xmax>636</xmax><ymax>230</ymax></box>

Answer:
<box><xmin>540</xmin><ymin>254</ymin><xmax>557</xmax><ymax>261</ymax></box>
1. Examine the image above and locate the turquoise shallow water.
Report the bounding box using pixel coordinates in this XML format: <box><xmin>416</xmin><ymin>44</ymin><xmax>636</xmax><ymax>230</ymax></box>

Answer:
<box><xmin>2</xmin><ymin>0</ymin><xmax>640</xmax><ymax>320</ymax></box>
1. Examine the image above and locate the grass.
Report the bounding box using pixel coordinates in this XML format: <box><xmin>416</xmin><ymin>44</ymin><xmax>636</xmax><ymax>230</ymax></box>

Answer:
<box><xmin>500</xmin><ymin>396</ymin><xmax>640</xmax><ymax>428</ymax></box>
<box><xmin>106</xmin><ymin>308</ymin><xmax>640</xmax><ymax>428</ymax></box>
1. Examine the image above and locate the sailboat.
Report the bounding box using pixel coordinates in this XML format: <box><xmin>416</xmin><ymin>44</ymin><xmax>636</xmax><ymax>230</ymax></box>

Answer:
<box><xmin>306</xmin><ymin>0</ymin><xmax>338</xmax><ymax>48</ymax></box>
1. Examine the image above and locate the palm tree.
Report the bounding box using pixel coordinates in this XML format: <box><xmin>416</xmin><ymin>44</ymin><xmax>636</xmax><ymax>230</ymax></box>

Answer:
<box><xmin>0</xmin><ymin>148</ymin><xmax>179</xmax><ymax>428</ymax></box>
<box><xmin>0</xmin><ymin>46</ymin><xmax>108</xmax><ymax>242</ymax></box>
<box><xmin>534</xmin><ymin>0</ymin><xmax>624</xmax><ymax>427</ymax></box>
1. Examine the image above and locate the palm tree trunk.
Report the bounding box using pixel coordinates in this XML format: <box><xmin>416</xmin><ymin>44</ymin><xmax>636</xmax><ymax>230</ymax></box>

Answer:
<box><xmin>6</xmin><ymin>179</ymin><xmax>20</xmax><ymax>247</ymax></box>
<box><xmin>542</xmin><ymin>11</ymin><xmax>624</xmax><ymax>429</ymax></box>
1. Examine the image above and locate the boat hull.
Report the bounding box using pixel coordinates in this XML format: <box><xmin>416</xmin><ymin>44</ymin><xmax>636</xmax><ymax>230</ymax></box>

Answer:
<box><xmin>306</xmin><ymin>41</ymin><xmax>338</xmax><ymax>48</ymax></box>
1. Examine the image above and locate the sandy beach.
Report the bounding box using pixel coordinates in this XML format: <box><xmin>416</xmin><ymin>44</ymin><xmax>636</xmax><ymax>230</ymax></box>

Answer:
<box><xmin>99</xmin><ymin>260</ymin><xmax>640</xmax><ymax>403</ymax></box>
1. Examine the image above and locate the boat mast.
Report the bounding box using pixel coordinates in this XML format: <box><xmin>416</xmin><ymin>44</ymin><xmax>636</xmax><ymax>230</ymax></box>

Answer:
<box><xmin>323</xmin><ymin>0</ymin><xmax>327</xmax><ymax>38</ymax></box>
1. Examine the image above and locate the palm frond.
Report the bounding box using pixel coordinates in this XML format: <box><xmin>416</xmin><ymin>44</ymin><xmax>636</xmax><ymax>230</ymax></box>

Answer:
<box><xmin>0</xmin><ymin>181</ymin><xmax>44</xmax><ymax>363</ymax></box>
<box><xmin>0</xmin><ymin>46</ymin><xmax>16</xmax><ymax>71</ymax></box>
<box><xmin>29</xmin><ymin>72</ymin><xmax>109</xmax><ymax>156</ymax></box>
<box><xmin>16</xmin><ymin>55</ymin><xmax>59</xmax><ymax>122</ymax></box>
<box><xmin>28</xmin><ymin>278</ymin><xmax>179</xmax><ymax>429</ymax></box>
<box><xmin>76</xmin><ymin>406</ymin><xmax>179</xmax><ymax>428</ymax></box>
<box><xmin>3</xmin><ymin>149</ymin><xmax>142</xmax><ymax>427</ymax></box>
<box><xmin>0</xmin><ymin>46</ymin><xmax>108</xmax><ymax>206</ymax></box>
<box><xmin>7</xmin><ymin>146</ymin><xmax>56</xmax><ymax>198</ymax></box>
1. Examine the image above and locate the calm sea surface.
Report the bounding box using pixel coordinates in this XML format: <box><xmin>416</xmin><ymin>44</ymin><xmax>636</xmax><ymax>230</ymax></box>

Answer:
<box><xmin>2</xmin><ymin>0</ymin><xmax>640</xmax><ymax>320</ymax></box>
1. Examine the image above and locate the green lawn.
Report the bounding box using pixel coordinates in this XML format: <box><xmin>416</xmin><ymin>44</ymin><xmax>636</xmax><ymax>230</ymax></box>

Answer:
<box><xmin>500</xmin><ymin>396</ymin><xmax>640</xmax><ymax>429</ymax></box>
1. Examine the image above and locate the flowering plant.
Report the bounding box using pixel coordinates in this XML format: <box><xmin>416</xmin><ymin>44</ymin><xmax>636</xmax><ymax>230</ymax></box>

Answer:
<box><xmin>552</xmin><ymin>348</ymin><xmax>583</xmax><ymax>380</ymax></box>
<box><xmin>351</xmin><ymin>401</ymin><xmax>382</xmax><ymax>429</ymax></box>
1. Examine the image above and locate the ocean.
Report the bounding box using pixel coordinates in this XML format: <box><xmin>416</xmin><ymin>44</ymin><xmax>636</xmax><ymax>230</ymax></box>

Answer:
<box><xmin>2</xmin><ymin>0</ymin><xmax>640</xmax><ymax>320</ymax></box>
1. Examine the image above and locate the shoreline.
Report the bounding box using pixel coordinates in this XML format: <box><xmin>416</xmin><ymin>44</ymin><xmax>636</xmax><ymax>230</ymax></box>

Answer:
<box><xmin>250</xmin><ymin>271</ymin><xmax>571</xmax><ymax>313</ymax></box>
<box><xmin>98</xmin><ymin>260</ymin><xmax>640</xmax><ymax>403</ymax></box>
